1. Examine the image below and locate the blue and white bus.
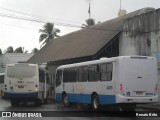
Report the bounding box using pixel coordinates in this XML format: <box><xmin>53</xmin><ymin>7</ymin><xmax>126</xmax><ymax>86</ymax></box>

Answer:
<box><xmin>4</xmin><ymin>63</ymin><xmax>51</xmax><ymax>106</ymax></box>
<box><xmin>55</xmin><ymin>56</ymin><xmax>158</xmax><ymax>110</ymax></box>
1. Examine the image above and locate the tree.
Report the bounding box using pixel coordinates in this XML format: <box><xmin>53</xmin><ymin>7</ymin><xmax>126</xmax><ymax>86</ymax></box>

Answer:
<box><xmin>39</xmin><ymin>22</ymin><xmax>60</xmax><ymax>47</ymax></box>
<box><xmin>24</xmin><ymin>50</ymin><xmax>28</xmax><ymax>53</ymax></box>
<box><xmin>31</xmin><ymin>48</ymin><xmax>38</xmax><ymax>53</ymax></box>
<box><xmin>82</xmin><ymin>18</ymin><xmax>95</xmax><ymax>28</ymax></box>
<box><xmin>0</xmin><ymin>49</ymin><xmax>2</xmax><ymax>55</ymax></box>
<box><xmin>5</xmin><ymin>46</ymin><xmax>14</xmax><ymax>53</ymax></box>
<box><xmin>14</xmin><ymin>47</ymin><xmax>23</xmax><ymax>53</ymax></box>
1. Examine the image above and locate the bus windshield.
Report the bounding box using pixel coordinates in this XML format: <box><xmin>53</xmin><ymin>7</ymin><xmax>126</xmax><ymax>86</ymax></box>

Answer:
<box><xmin>7</xmin><ymin>66</ymin><xmax>36</xmax><ymax>79</ymax></box>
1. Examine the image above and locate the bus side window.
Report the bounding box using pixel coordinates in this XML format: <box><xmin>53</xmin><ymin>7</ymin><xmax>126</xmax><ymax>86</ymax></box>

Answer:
<box><xmin>107</xmin><ymin>63</ymin><xmax>113</xmax><ymax>81</ymax></box>
<box><xmin>78</xmin><ymin>67</ymin><xmax>84</xmax><ymax>82</ymax></box>
<box><xmin>100</xmin><ymin>64</ymin><xmax>107</xmax><ymax>81</ymax></box>
<box><xmin>39</xmin><ymin>69</ymin><xmax>45</xmax><ymax>83</ymax></box>
<box><xmin>0</xmin><ymin>76</ymin><xmax>2</xmax><ymax>83</ymax></box>
<box><xmin>88</xmin><ymin>65</ymin><xmax>99</xmax><ymax>82</ymax></box>
<box><xmin>56</xmin><ymin>70</ymin><xmax>62</xmax><ymax>87</ymax></box>
<box><xmin>88</xmin><ymin>65</ymin><xmax>95</xmax><ymax>81</ymax></box>
<box><xmin>95</xmin><ymin>65</ymin><xmax>100</xmax><ymax>81</ymax></box>
<box><xmin>63</xmin><ymin>68</ymin><xmax>69</xmax><ymax>83</ymax></box>
<box><xmin>83</xmin><ymin>66</ymin><xmax>88</xmax><ymax>82</ymax></box>
<box><xmin>100</xmin><ymin>63</ymin><xmax>113</xmax><ymax>81</ymax></box>
<box><xmin>69</xmin><ymin>67</ymin><xmax>78</xmax><ymax>82</ymax></box>
<box><xmin>46</xmin><ymin>73</ymin><xmax>50</xmax><ymax>84</ymax></box>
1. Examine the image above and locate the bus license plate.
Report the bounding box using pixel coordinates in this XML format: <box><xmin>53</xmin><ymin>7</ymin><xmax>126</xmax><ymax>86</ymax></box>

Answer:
<box><xmin>18</xmin><ymin>86</ymin><xmax>24</xmax><ymax>88</ymax></box>
<box><xmin>136</xmin><ymin>91</ymin><xmax>143</xmax><ymax>95</ymax></box>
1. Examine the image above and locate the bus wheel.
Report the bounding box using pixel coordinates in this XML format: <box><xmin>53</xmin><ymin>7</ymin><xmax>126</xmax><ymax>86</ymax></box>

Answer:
<box><xmin>35</xmin><ymin>99</ymin><xmax>41</xmax><ymax>106</ymax></box>
<box><xmin>44</xmin><ymin>98</ymin><xmax>48</xmax><ymax>104</ymax></box>
<box><xmin>62</xmin><ymin>93</ymin><xmax>69</xmax><ymax>107</ymax></box>
<box><xmin>92</xmin><ymin>94</ymin><xmax>100</xmax><ymax>110</ymax></box>
<box><xmin>11</xmin><ymin>100</ymin><xmax>16</xmax><ymax>106</ymax></box>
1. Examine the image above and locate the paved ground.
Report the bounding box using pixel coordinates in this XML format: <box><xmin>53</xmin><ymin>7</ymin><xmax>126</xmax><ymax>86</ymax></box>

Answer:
<box><xmin>137</xmin><ymin>103</ymin><xmax>160</xmax><ymax>110</ymax></box>
<box><xmin>0</xmin><ymin>97</ymin><xmax>159</xmax><ymax>120</ymax></box>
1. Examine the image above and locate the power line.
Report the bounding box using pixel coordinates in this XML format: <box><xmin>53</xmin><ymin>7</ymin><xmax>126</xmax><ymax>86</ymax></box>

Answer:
<box><xmin>0</xmin><ymin>22</ymin><xmax>39</xmax><ymax>30</ymax></box>
<box><xmin>0</xmin><ymin>12</ymin><xmax>83</xmax><ymax>28</ymax></box>
<box><xmin>0</xmin><ymin>6</ymin><xmax>84</xmax><ymax>25</ymax></box>
<box><xmin>0</xmin><ymin>8</ymin><xmax>160</xmax><ymax>33</ymax></box>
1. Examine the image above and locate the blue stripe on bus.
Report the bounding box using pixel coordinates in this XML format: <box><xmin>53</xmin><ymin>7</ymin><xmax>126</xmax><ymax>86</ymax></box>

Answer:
<box><xmin>3</xmin><ymin>92</ymin><xmax>38</xmax><ymax>99</ymax></box>
<box><xmin>56</xmin><ymin>93</ymin><xmax>116</xmax><ymax>105</ymax></box>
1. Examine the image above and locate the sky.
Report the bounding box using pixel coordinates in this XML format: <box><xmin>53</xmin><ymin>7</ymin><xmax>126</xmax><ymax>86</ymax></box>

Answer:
<box><xmin>0</xmin><ymin>0</ymin><xmax>160</xmax><ymax>53</ymax></box>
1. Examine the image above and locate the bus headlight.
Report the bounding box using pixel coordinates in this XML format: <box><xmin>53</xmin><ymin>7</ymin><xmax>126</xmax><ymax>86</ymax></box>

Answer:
<box><xmin>34</xmin><ymin>88</ymin><xmax>38</xmax><ymax>91</ymax></box>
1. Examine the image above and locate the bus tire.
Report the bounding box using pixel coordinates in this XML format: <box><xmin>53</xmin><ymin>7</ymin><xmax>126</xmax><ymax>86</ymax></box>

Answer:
<box><xmin>35</xmin><ymin>99</ymin><xmax>41</xmax><ymax>106</ymax></box>
<box><xmin>11</xmin><ymin>100</ymin><xmax>17</xmax><ymax>106</ymax></box>
<box><xmin>44</xmin><ymin>98</ymin><xmax>48</xmax><ymax>104</ymax></box>
<box><xmin>91</xmin><ymin>94</ymin><xmax>100</xmax><ymax>110</ymax></box>
<box><xmin>62</xmin><ymin>93</ymin><xmax>69</xmax><ymax>107</ymax></box>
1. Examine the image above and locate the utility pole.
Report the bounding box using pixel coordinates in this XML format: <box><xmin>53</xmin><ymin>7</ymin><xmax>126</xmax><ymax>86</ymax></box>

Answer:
<box><xmin>120</xmin><ymin>0</ymin><xmax>122</xmax><ymax>10</ymax></box>
<box><xmin>88</xmin><ymin>2</ymin><xmax>91</xmax><ymax>19</ymax></box>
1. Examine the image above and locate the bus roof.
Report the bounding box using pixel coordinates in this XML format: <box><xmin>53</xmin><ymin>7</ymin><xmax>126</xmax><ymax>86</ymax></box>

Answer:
<box><xmin>6</xmin><ymin>63</ymin><xmax>50</xmax><ymax>73</ymax></box>
<box><xmin>57</xmin><ymin>56</ymin><xmax>155</xmax><ymax>69</ymax></box>
<box><xmin>0</xmin><ymin>73</ymin><xmax>5</xmax><ymax>76</ymax></box>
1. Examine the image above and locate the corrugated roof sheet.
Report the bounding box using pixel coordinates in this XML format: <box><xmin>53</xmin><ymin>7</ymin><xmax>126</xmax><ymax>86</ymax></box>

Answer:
<box><xmin>28</xmin><ymin>9</ymin><xmax>144</xmax><ymax>64</ymax></box>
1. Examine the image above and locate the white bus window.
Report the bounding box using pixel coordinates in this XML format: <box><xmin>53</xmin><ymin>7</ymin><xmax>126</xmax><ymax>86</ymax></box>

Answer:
<box><xmin>63</xmin><ymin>69</ymin><xmax>69</xmax><ymax>83</ymax></box>
<box><xmin>78</xmin><ymin>66</ymin><xmax>88</xmax><ymax>82</ymax></box>
<box><xmin>83</xmin><ymin>66</ymin><xmax>88</xmax><ymax>82</ymax></box>
<box><xmin>39</xmin><ymin>69</ymin><xmax>45</xmax><ymax>83</ymax></box>
<box><xmin>7</xmin><ymin>66</ymin><xmax>36</xmax><ymax>79</ymax></box>
<box><xmin>56</xmin><ymin>70</ymin><xmax>62</xmax><ymax>87</ymax></box>
<box><xmin>46</xmin><ymin>73</ymin><xmax>50</xmax><ymax>84</ymax></box>
<box><xmin>95</xmin><ymin>65</ymin><xmax>100</xmax><ymax>80</ymax></box>
<box><xmin>100</xmin><ymin>63</ymin><xmax>113</xmax><ymax>81</ymax></box>
<box><xmin>88</xmin><ymin>65</ymin><xmax>99</xmax><ymax>82</ymax></box>
<box><xmin>100</xmin><ymin>64</ymin><xmax>107</xmax><ymax>81</ymax></box>
<box><xmin>78</xmin><ymin>67</ymin><xmax>83</xmax><ymax>82</ymax></box>
<box><xmin>0</xmin><ymin>75</ymin><xmax>4</xmax><ymax>83</ymax></box>
<box><xmin>107</xmin><ymin>63</ymin><xmax>113</xmax><ymax>81</ymax></box>
<box><xmin>69</xmin><ymin>67</ymin><xmax>78</xmax><ymax>82</ymax></box>
<box><xmin>89</xmin><ymin>65</ymin><xmax>95</xmax><ymax>81</ymax></box>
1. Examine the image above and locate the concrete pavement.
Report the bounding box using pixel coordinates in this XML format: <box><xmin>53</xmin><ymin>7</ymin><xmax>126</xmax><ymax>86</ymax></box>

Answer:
<box><xmin>137</xmin><ymin>103</ymin><xmax>160</xmax><ymax>110</ymax></box>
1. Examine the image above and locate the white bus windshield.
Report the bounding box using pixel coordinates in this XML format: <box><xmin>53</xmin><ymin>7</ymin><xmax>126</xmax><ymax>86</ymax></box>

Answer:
<box><xmin>7</xmin><ymin>66</ymin><xmax>36</xmax><ymax>79</ymax></box>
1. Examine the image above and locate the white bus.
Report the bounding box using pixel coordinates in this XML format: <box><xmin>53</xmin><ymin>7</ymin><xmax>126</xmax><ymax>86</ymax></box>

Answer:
<box><xmin>55</xmin><ymin>56</ymin><xmax>158</xmax><ymax>111</ymax></box>
<box><xmin>0</xmin><ymin>73</ymin><xmax>5</xmax><ymax>97</ymax></box>
<box><xmin>3</xmin><ymin>63</ymin><xmax>51</xmax><ymax>106</ymax></box>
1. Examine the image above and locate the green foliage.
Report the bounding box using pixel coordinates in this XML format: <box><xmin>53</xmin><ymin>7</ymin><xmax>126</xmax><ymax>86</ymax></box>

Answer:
<box><xmin>5</xmin><ymin>46</ymin><xmax>14</xmax><ymax>53</ymax></box>
<box><xmin>39</xmin><ymin>22</ymin><xmax>60</xmax><ymax>47</ymax></box>
<box><xmin>14</xmin><ymin>47</ymin><xmax>23</xmax><ymax>53</ymax></box>
<box><xmin>31</xmin><ymin>48</ymin><xmax>38</xmax><ymax>53</ymax></box>
<box><xmin>82</xmin><ymin>18</ymin><xmax>95</xmax><ymax>28</ymax></box>
<box><xmin>0</xmin><ymin>49</ymin><xmax>2</xmax><ymax>55</ymax></box>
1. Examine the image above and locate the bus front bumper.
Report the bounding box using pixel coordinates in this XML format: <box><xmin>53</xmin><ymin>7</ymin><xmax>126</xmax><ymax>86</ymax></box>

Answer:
<box><xmin>116</xmin><ymin>94</ymin><xmax>158</xmax><ymax>103</ymax></box>
<box><xmin>3</xmin><ymin>92</ymin><xmax>38</xmax><ymax>100</ymax></box>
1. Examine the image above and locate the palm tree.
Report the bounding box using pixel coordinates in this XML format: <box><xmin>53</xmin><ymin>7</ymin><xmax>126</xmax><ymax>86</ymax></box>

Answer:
<box><xmin>14</xmin><ymin>47</ymin><xmax>23</xmax><ymax>53</ymax></box>
<box><xmin>39</xmin><ymin>22</ymin><xmax>60</xmax><ymax>47</ymax></box>
<box><xmin>0</xmin><ymin>49</ymin><xmax>2</xmax><ymax>55</ymax></box>
<box><xmin>31</xmin><ymin>48</ymin><xmax>38</xmax><ymax>53</ymax></box>
<box><xmin>82</xmin><ymin>18</ymin><xmax>95</xmax><ymax>28</ymax></box>
<box><xmin>5</xmin><ymin>46</ymin><xmax>14</xmax><ymax>53</ymax></box>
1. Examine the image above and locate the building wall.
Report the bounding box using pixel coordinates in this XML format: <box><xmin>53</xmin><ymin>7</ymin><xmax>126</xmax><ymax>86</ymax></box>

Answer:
<box><xmin>0</xmin><ymin>53</ymin><xmax>34</xmax><ymax>73</ymax></box>
<box><xmin>120</xmin><ymin>9</ymin><xmax>160</xmax><ymax>56</ymax></box>
<box><xmin>119</xmin><ymin>8</ymin><xmax>160</xmax><ymax>103</ymax></box>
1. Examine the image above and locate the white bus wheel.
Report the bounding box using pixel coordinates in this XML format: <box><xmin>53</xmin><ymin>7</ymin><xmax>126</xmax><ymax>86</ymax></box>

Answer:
<box><xmin>92</xmin><ymin>94</ymin><xmax>100</xmax><ymax>110</ymax></box>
